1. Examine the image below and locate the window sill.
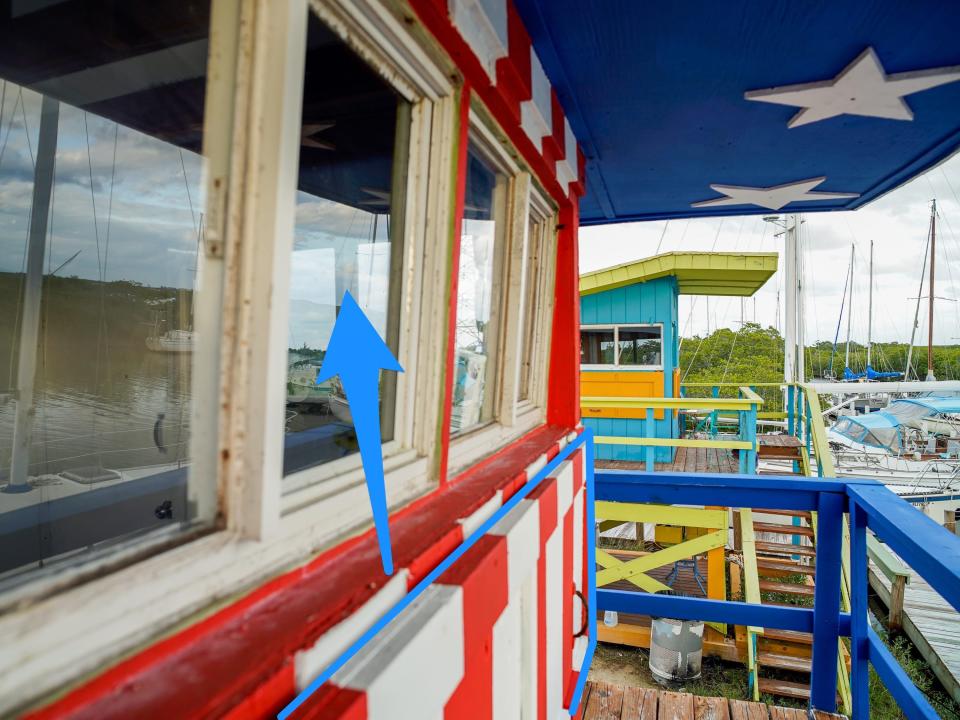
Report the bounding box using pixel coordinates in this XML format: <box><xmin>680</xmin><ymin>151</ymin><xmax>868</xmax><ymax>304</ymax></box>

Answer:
<box><xmin>446</xmin><ymin>404</ymin><xmax>544</xmax><ymax>478</ymax></box>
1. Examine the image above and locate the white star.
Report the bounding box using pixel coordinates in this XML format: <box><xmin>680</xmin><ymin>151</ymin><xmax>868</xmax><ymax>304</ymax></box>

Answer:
<box><xmin>691</xmin><ymin>177</ymin><xmax>859</xmax><ymax>211</ymax></box>
<box><xmin>745</xmin><ymin>47</ymin><xmax>960</xmax><ymax>128</ymax></box>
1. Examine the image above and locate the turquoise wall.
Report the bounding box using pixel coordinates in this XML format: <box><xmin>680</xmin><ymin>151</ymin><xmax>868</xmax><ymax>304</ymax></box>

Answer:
<box><xmin>580</xmin><ymin>276</ymin><xmax>680</xmax><ymax>462</ymax></box>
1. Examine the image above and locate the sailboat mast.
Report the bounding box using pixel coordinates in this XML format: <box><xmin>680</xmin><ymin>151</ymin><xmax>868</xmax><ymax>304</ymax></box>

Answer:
<box><xmin>844</xmin><ymin>243</ymin><xmax>854</xmax><ymax>370</ymax></box>
<box><xmin>867</xmin><ymin>239</ymin><xmax>873</xmax><ymax>368</ymax></box>
<box><xmin>9</xmin><ymin>96</ymin><xmax>59</xmax><ymax>490</ymax></box>
<box><xmin>927</xmin><ymin>199</ymin><xmax>937</xmax><ymax>381</ymax></box>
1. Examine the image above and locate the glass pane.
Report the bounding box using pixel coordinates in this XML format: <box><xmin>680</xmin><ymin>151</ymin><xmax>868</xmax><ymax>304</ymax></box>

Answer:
<box><xmin>0</xmin><ymin>2</ymin><xmax>212</xmax><ymax>584</ymax></box>
<box><xmin>580</xmin><ymin>329</ymin><xmax>615</xmax><ymax>365</ymax></box>
<box><xmin>283</xmin><ymin>15</ymin><xmax>408</xmax><ymax>479</ymax></box>
<box><xmin>451</xmin><ymin>145</ymin><xmax>502</xmax><ymax>433</ymax></box>
<box><xmin>618</xmin><ymin>326</ymin><xmax>661</xmax><ymax>367</ymax></box>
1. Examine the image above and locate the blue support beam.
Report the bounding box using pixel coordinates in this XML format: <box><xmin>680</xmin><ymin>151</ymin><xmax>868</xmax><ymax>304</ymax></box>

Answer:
<box><xmin>810</xmin><ymin>491</ymin><xmax>844</xmax><ymax>713</ymax></box>
<box><xmin>597</xmin><ymin>589</ymin><xmax>851</xmax><ymax>636</ymax></box>
<box><xmin>850</xmin><ymin>502</ymin><xmax>869</xmax><ymax>720</ymax></box>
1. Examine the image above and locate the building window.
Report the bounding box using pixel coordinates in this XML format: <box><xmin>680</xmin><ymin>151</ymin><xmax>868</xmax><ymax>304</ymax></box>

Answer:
<box><xmin>451</xmin><ymin>143</ymin><xmax>506</xmax><ymax>433</ymax></box>
<box><xmin>618</xmin><ymin>326</ymin><xmax>662</xmax><ymax>367</ymax></box>
<box><xmin>580</xmin><ymin>328</ymin><xmax>616</xmax><ymax>365</ymax></box>
<box><xmin>282</xmin><ymin>14</ymin><xmax>409</xmax><ymax>478</ymax></box>
<box><xmin>0</xmin><ymin>2</ymin><xmax>215</xmax><ymax>584</ymax></box>
<box><xmin>580</xmin><ymin>324</ymin><xmax>663</xmax><ymax>370</ymax></box>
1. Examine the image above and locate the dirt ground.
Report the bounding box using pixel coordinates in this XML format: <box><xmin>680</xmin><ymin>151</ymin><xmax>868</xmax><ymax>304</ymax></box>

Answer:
<box><xmin>587</xmin><ymin>643</ymin><xmax>656</xmax><ymax>689</ymax></box>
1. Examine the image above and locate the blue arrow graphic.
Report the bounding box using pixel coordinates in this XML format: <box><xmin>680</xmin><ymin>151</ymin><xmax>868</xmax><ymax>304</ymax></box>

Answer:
<box><xmin>317</xmin><ymin>290</ymin><xmax>403</xmax><ymax>575</ymax></box>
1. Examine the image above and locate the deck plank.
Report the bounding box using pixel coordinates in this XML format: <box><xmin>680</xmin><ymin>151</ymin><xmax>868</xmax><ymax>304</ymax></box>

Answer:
<box><xmin>729</xmin><ymin>699</ymin><xmax>769</xmax><ymax>720</ymax></box>
<box><xmin>583</xmin><ymin>680</ymin><xmax>625</xmax><ymax>719</ymax></box>
<box><xmin>621</xmin><ymin>686</ymin><xmax>659</xmax><ymax>719</ymax></box>
<box><xmin>657</xmin><ymin>691</ymin><xmax>694</xmax><ymax>720</ymax></box>
<box><xmin>693</xmin><ymin>695</ymin><xmax>730</xmax><ymax>720</ymax></box>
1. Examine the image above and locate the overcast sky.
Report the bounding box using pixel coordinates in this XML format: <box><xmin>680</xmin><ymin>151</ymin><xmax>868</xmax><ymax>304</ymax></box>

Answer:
<box><xmin>580</xmin><ymin>151</ymin><xmax>960</xmax><ymax>349</ymax></box>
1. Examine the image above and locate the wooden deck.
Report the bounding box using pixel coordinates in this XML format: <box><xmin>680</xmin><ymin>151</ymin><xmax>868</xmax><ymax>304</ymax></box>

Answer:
<box><xmin>596</xmin><ymin>446</ymin><xmax>739</xmax><ymax>474</ymax></box>
<box><xmin>870</xmin><ymin>556</ymin><xmax>960</xmax><ymax>704</ymax></box>
<box><xmin>578</xmin><ymin>681</ymin><xmax>842</xmax><ymax>719</ymax></box>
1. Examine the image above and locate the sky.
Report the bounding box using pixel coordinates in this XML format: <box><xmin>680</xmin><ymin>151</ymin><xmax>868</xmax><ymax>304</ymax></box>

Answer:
<box><xmin>580</xmin><ymin>151</ymin><xmax>960</xmax><ymax>350</ymax></box>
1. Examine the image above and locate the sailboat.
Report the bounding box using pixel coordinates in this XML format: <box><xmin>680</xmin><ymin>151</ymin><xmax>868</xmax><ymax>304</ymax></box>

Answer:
<box><xmin>826</xmin><ymin>201</ymin><xmax>960</xmax><ymax>517</ymax></box>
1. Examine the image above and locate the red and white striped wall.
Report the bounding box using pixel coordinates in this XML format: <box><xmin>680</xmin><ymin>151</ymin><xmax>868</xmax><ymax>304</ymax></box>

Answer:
<box><xmin>291</xmin><ymin>445</ymin><xmax>589</xmax><ymax>720</ymax></box>
<box><xmin>410</xmin><ymin>0</ymin><xmax>586</xmax><ymax>204</ymax></box>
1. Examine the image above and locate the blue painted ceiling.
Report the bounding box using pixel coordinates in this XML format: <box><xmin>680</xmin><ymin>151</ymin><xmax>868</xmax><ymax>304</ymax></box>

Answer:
<box><xmin>514</xmin><ymin>0</ymin><xmax>960</xmax><ymax>225</ymax></box>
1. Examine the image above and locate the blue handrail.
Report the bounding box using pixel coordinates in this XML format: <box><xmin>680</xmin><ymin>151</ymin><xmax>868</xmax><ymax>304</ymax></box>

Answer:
<box><xmin>593</xmin><ymin>468</ymin><xmax>960</xmax><ymax>720</ymax></box>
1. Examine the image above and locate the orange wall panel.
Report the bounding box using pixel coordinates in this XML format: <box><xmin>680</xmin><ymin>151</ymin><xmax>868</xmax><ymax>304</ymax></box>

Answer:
<box><xmin>580</xmin><ymin>371</ymin><xmax>665</xmax><ymax>420</ymax></box>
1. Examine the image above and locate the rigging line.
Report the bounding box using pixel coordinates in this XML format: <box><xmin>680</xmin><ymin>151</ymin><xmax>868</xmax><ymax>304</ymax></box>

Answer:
<box><xmin>20</xmin><ymin>88</ymin><xmax>34</xmax><ymax>168</ymax></box>
<box><xmin>720</xmin><ymin>323</ymin><xmax>743</xmax><ymax>385</ymax></box>
<box><xmin>83</xmin><ymin>112</ymin><xmax>103</xmax><ymax>282</ymax></box>
<box><xmin>653</xmin><ymin>220</ymin><xmax>670</xmax><ymax>255</ymax></box>
<box><xmin>179</xmin><ymin>148</ymin><xmax>198</xmax><ymax>233</ymax></box>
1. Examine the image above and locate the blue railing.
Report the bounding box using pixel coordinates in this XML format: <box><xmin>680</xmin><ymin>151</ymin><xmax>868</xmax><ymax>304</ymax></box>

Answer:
<box><xmin>594</xmin><ymin>468</ymin><xmax>960</xmax><ymax>719</ymax></box>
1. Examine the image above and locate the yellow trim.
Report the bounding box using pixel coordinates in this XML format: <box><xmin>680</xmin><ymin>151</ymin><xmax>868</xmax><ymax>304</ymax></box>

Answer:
<box><xmin>596</xmin><ymin>530</ymin><xmax>726</xmax><ymax>587</ymax></box>
<box><xmin>595</xmin><ymin>435</ymin><xmax>753</xmax><ymax>450</ymax></box>
<box><xmin>596</xmin><ymin>502</ymin><xmax>727</xmax><ymax>529</ymax></box>
<box><xmin>582</xmin><ymin>396</ymin><xmax>758</xmax><ymax>411</ymax></box>
<box><xmin>580</xmin><ymin>251</ymin><xmax>778</xmax><ymax>297</ymax></box>
<box><xmin>739</xmin><ymin>509</ymin><xmax>763</xmax><ymax>636</ymax></box>
<box><xmin>595</xmin><ymin>549</ymin><xmax>671</xmax><ymax>593</ymax></box>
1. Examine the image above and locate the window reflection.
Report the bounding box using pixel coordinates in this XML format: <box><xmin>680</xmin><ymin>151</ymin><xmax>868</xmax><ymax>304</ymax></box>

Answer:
<box><xmin>452</xmin><ymin>146</ymin><xmax>503</xmax><ymax>433</ymax></box>
<box><xmin>580</xmin><ymin>329</ymin><xmax>615</xmax><ymax>365</ymax></box>
<box><xmin>282</xmin><ymin>15</ymin><xmax>406</xmax><ymax>478</ymax></box>
<box><xmin>618</xmin><ymin>326</ymin><xmax>662</xmax><ymax>367</ymax></box>
<box><xmin>0</xmin><ymin>1</ymin><xmax>211</xmax><ymax>582</ymax></box>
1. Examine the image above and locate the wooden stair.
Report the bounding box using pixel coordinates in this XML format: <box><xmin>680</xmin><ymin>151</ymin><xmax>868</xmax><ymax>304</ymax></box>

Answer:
<box><xmin>757</xmin><ymin>434</ymin><xmax>804</xmax><ymax>461</ymax></box>
<box><xmin>742</xmin><ymin>510</ymin><xmax>818</xmax><ymax>704</ymax></box>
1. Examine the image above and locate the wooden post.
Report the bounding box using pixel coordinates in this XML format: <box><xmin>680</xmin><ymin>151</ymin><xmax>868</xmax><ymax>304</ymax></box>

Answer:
<box><xmin>889</xmin><ymin>575</ymin><xmax>906</xmax><ymax>633</ymax></box>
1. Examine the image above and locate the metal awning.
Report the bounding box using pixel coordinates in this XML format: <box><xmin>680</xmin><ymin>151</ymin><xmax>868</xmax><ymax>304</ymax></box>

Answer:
<box><xmin>514</xmin><ymin>1</ymin><xmax>960</xmax><ymax>225</ymax></box>
<box><xmin>579</xmin><ymin>252</ymin><xmax>777</xmax><ymax>297</ymax></box>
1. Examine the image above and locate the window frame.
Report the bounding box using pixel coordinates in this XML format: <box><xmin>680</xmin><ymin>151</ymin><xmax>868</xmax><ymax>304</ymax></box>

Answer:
<box><xmin>0</xmin><ymin>0</ymin><xmax>460</xmax><ymax>709</ymax></box>
<box><xmin>445</xmin><ymin>108</ymin><xmax>556</xmax><ymax>474</ymax></box>
<box><xmin>580</xmin><ymin>323</ymin><xmax>665</xmax><ymax>371</ymax></box>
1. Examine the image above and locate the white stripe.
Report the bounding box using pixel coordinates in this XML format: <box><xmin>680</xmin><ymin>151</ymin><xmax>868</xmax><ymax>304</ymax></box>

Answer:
<box><xmin>490</xmin><ymin>498</ymin><xmax>541</xmax><ymax>593</ymax></box>
<box><xmin>492</xmin><ymin>592</ymin><xmax>522</xmax><ymax>719</ymax></box>
<box><xmin>555</xmin><ymin>117</ymin><xmax>578</xmax><ymax>190</ymax></box>
<box><xmin>459</xmin><ymin>490</ymin><xmax>503</xmax><ymax>538</ymax></box>
<box><xmin>448</xmin><ymin>0</ymin><xmax>508</xmax><ymax>79</ymax></box>
<box><xmin>544</xmin><ymin>527</ymin><xmax>564</xmax><ymax>720</ymax></box>
<box><xmin>335</xmin><ymin>584</ymin><xmax>465</xmax><ymax>719</ymax></box>
<box><xmin>521</xmin><ymin>48</ymin><xmax>553</xmax><ymax>147</ymax></box>
<box><xmin>294</xmin><ymin>570</ymin><xmax>410</xmax><ymax>691</ymax></box>
<box><xmin>553</xmin><ymin>460</ymin><xmax>574</xmax><ymax>525</ymax></box>
<box><xmin>525</xmin><ymin>452</ymin><xmax>548</xmax><ymax>480</ymax></box>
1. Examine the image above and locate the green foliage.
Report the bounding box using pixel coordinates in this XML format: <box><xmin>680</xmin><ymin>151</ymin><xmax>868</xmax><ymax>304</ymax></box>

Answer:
<box><xmin>680</xmin><ymin>325</ymin><xmax>960</xmax><ymax>398</ymax></box>
<box><xmin>868</xmin><ymin>628</ymin><xmax>960</xmax><ymax>720</ymax></box>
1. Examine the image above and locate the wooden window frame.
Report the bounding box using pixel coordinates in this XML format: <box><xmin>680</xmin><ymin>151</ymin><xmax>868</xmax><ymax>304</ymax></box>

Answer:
<box><xmin>0</xmin><ymin>1</ymin><xmax>458</xmax><ymax>712</ymax></box>
<box><xmin>580</xmin><ymin>323</ymin><xmax>665</xmax><ymax>371</ymax></box>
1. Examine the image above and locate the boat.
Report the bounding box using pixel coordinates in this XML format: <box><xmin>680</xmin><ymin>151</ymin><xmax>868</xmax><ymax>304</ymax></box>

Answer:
<box><xmin>827</xmin><ymin>397</ymin><xmax>960</xmax><ymax>486</ymax></box>
<box><xmin>286</xmin><ymin>362</ymin><xmax>333</xmax><ymax>405</ymax></box>
<box><xmin>145</xmin><ymin>328</ymin><xmax>195</xmax><ymax>353</ymax></box>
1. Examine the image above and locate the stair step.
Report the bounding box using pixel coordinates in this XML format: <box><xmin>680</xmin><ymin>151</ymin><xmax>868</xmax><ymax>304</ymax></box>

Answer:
<box><xmin>761</xmin><ymin>628</ymin><xmax>813</xmax><ymax>645</ymax></box>
<box><xmin>758</xmin><ymin>651</ymin><xmax>812</xmax><ymax>673</ymax></box>
<box><xmin>755</xmin><ymin>541</ymin><xmax>816</xmax><ymax>558</ymax></box>
<box><xmin>758</xmin><ymin>677</ymin><xmax>810</xmax><ymax>701</ymax></box>
<box><xmin>753</xmin><ymin>521</ymin><xmax>814</xmax><ymax>537</ymax></box>
<box><xmin>756</xmin><ymin>558</ymin><xmax>816</xmax><ymax>576</ymax></box>
<box><xmin>759</xmin><ymin>580</ymin><xmax>815</xmax><ymax>597</ymax></box>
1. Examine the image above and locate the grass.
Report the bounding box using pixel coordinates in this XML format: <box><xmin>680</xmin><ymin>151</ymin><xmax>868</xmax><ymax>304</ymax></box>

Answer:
<box><xmin>867</xmin><ymin>627</ymin><xmax>960</xmax><ymax>720</ymax></box>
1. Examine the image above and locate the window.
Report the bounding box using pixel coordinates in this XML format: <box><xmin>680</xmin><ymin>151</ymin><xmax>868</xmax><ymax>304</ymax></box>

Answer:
<box><xmin>0</xmin><ymin>2</ymin><xmax>215</xmax><ymax>584</ymax></box>
<box><xmin>580</xmin><ymin>328</ymin><xmax>615</xmax><ymax>365</ymax></box>
<box><xmin>518</xmin><ymin>204</ymin><xmax>553</xmax><ymax>404</ymax></box>
<box><xmin>281</xmin><ymin>15</ymin><xmax>409</xmax><ymax>479</ymax></box>
<box><xmin>580</xmin><ymin>324</ymin><xmax>663</xmax><ymax>369</ymax></box>
<box><xmin>451</xmin><ymin>143</ymin><xmax>506</xmax><ymax>433</ymax></box>
<box><xmin>618</xmin><ymin>326</ymin><xmax>662</xmax><ymax>367</ymax></box>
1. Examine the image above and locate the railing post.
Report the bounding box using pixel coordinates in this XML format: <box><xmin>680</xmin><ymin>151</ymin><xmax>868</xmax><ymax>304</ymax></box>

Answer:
<box><xmin>645</xmin><ymin>407</ymin><xmax>655</xmax><ymax>472</ymax></box>
<box><xmin>746</xmin><ymin>401</ymin><xmax>757</xmax><ymax>474</ymax></box>
<box><xmin>738</xmin><ymin>409</ymin><xmax>748</xmax><ymax>474</ymax></box>
<box><xmin>806</xmin><ymin>398</ymin><xmax>816</xmax><ymax>476</ymax></box>
<box><xmin>710</xmin><ymin>385</ymin><xmax>719</xmax><ymax>437</ymax></box>
<box><xmin>850</xmin><ymin>501</ymin><xmax>869</xmax><ymax>720</ymax></box>
<box><xmin>811</xmin><ymin>491</ymin><xmax>844</xmax><ymax>714</ymax></box>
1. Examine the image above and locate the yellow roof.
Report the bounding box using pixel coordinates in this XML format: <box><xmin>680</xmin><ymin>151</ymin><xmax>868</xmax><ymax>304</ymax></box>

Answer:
<box><xmin>579</xmin><ymin>251</ymin><xmax>778</xmax><ymax>297</ymax></box>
